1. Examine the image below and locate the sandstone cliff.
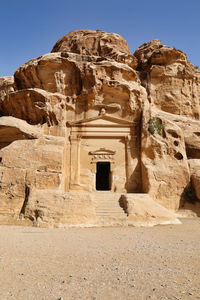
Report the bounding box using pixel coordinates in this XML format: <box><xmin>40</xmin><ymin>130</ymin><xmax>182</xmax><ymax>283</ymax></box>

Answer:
<box><xmin>0</xmin><ymin>30</ymin><xmax>199</xmax><ymax>227</ymax></box>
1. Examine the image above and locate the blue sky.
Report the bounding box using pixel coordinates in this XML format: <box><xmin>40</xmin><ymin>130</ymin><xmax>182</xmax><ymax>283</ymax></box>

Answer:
<box><xmin>0</xmin><ymin>0</ymin><xmax>200</xmax><ymax>76</ymax></box>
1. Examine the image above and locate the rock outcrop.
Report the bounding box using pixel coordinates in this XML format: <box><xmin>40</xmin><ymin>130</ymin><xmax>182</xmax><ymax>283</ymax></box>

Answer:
<box><xmin>141</xmin><ymin>106</ymin><xmax>190</xmax><ymax>210</ymax></box>
<box><xmin>0</xmin><ymin>29</ymin><xmax>200</xmax><ymax>227</ymax></box>
<box><xmin>134</xmin><ymin>39</ymin><xmax>200</xmax><ymax>119</ymax></box>
<box><xmin>51</xmin><ymin>29</ymin><xmax>137</xmax><ymax>69</ymax></box>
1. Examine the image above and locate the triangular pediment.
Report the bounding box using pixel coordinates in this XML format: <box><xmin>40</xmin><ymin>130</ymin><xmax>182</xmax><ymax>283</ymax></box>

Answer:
<box><xmin>67</xmin><ymin>114</ymin><xmax>133</xmax><ymax>127</ymax></box>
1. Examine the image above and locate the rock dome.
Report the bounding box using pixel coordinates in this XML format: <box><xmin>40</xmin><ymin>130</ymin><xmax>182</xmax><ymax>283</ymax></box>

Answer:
<box><xmin>51</xmin><ymin>29</ymin><xmax>130</xmax><ymax>57</ymax></box>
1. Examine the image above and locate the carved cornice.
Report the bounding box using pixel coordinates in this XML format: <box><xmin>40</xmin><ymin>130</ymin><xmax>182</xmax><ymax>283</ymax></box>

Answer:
<box><xmin>89</xmin><ymin>147</ymin><xmax>116</xmax><ymax>161</ymax></box>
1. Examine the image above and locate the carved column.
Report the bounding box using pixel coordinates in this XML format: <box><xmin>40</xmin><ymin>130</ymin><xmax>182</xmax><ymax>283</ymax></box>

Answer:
<box><xmin>125</xmin><ymin>135</ymin><xmax>133</xmax><ymax>188</ymax></box>
<box><xmin>62</xmin><ymin>126</ymin><xmax>71</xmax><ymax>192</ymax></box>
<box><xmin>70</xmin><ymin>134</ymin><xmax>81</xmax><ymax>189</ymax></box>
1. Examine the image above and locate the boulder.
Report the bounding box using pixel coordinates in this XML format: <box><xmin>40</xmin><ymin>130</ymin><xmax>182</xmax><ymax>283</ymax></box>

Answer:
<box><xmin>121</xmin><ymin>194</ymin><xmax>180</xmax><ymax>225</ymax></box>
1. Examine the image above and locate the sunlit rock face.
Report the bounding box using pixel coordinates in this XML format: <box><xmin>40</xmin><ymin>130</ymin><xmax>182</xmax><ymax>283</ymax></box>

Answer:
<box><xmin>0</xmin><ymin>30</ymin><xmax>199</xmax><ymax>227</ymax></box>
<box><xmin>52</xmin><ymin>29</ymin><xmax>130</xmax><ymax>54</ymax></box>
<box><xmin>134</xmin><ymin>39</ymin><xmax>200</xmax><ymax>119</ymax></box>
<box><xmin>51</xmin><ymin>29</ymin><xmax>137</xmax><ymax>68</ymax></box>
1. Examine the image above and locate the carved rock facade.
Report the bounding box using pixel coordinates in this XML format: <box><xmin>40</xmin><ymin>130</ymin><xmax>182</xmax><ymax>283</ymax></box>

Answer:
<box><xmin>0</xmin><ymin>30</ymin><xmax>200</xmax><ymax>227</ymax></box>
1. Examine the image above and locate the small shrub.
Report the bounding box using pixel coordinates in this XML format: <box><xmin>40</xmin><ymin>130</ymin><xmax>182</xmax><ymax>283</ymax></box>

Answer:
<box><xmin>194</xmin><ymin>65</ymin><xmax>200</xmax><ymax>70</ymax></box>
<box><xmin>148</xmin><ymin>124</ymin><xmax>155</xmax><ymax>135</ymax></box>
<box><xmin>148</xmin><ymin>117</ymin><xmax>165</xmax><ymax>135</ymax></box>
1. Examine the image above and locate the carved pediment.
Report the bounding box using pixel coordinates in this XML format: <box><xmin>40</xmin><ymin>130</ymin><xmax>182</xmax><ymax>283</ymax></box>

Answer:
<box><xmin>67</xmin><ymin>114</ymin><xmax>133</xmax><ymax>127</ymax></box>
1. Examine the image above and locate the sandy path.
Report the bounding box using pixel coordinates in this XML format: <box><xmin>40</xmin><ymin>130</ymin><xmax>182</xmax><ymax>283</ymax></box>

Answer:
<box><xmin>0</xmin><ymin>219</ymin><xmax>200</xmax><ymax>300</ymax></box>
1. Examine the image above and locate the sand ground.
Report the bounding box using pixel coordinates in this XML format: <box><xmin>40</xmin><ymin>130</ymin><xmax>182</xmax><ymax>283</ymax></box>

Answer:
<box><xmin>0</xmin><ymin>218</ymin><xmax>200</xmax><ymax>300</ymax></box>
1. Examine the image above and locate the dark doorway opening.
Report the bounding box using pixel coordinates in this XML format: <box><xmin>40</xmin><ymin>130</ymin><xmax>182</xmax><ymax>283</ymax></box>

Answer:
<box><xmin>96</xmin><ymin>162</ymin><xmax>111</xmax><ymax>191</ymax></box>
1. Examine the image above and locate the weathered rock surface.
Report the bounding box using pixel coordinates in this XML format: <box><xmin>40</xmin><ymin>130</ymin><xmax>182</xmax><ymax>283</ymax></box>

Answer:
<box><xmin>51</xmin><ymin>29</ymin><xmax>138</xmax><ymax>68</ymax></box>
<box><xmin>0</xmin><ymin>29</ymin><xmax>200</xmax><ymax>227</ymax></box>
<box><xmin>135</xmin><ymin>39</ymin><xmax>200</xmax><ymax>119</ymax></box>
<box><xmin>191</xmin><ymin>171</ymin><xmax>200</xmax><ymax>200</ymax></box>
<box><xmin>52</xmin><ymin>30</ymin><xmax>130</xmax><ymax>55</ymax></box>
<box><xmin>141</xmin><ymin>107</ymin><xmax>190</xmax><ymax>210</ymax></box>
<box><xmin>188</xmin><ymin>159</ymin><xmax>200</xmax><ymax>174</ymax></box>
<box><xmin>0</xmin><ymin>136</ymin><xmax>64</xmax><ymax>223</ymax></box>
<box><xmin>13</xmin><ymin>52</ymin><xmax>144</xmax><ymax>124</ymax></box>
<box><xmin>121</xmin><ymin>194</ymin><xmax>180</xmax><ymax>225</ymax></box>
<box><xmin>0</xmin><ymin>76</ymin><xmax>15</xmax><ymax>100</ymax></box>
<box><xmin>22</xmin><ymin>189</ymin><xmax>97</xmax><ymax>226</ymax></box>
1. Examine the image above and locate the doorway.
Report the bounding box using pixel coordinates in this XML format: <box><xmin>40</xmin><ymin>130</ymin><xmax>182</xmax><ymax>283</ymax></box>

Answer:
<box><xmin>96</xmin><ymin>162</ymin><xmax>111</xmax><ymax>191</ymax></box>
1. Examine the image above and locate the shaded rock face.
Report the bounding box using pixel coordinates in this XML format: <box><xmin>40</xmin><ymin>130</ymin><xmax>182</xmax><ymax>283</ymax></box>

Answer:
<box><xmin>0</xmin><ymin>29</ymin><xmax>199</xmax><ymax>226</ymax></box>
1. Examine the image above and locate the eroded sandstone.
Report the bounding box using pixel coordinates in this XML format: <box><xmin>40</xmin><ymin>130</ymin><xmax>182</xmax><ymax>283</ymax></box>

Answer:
<box><xmin>0</xmin><ymin>29</ymin><xmax>199</xmax><ymax>227</ymax></box>
<box><xmin>135</xmin><ymin>39</ymin><xmax>200</xmax><ymax>119</ymax></box>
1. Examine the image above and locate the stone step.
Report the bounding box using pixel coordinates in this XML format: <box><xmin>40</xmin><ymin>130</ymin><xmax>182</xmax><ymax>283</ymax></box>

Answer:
<box><xmin>96</xmin><ymin>208</ymin><xmax>126</xmax><ymax>216</ymax></box>
<box><xmin>95</xmin><ymin>204</ymin><xmax>121</xmax><ymax>207</ymax></box>
<box><xmin>97</xmin><ymin>217</ymin><xmax>127</xmax><ymax>222</ymax></box>
<box><xmin>96</xmin><ymin>207</ymin><xmax>125</xmax><ymax>210</ymax></box>
<box><xmin>97</xmin><ymin>210</ymin><xmax>124</xmax><ymax>212</ymax></box>
<box><xmin>93</xmin><ymin>192</ymin><xmax>127</xmax><ymax>219</ymax></box>
<box><xmin>94</xmin><ymin>197</ymin><xmax>121</xmax><ymax>200</ymax></box>
<box><xmin>93</xmin><ymin>194</ymin><xmax>122</xmax><ymax>199</ymax></box>
<box><xmin>95</xmin><ymin>205</ymin><xmax>124</xmax><ymax>210</ymax></box>
<box><xmin>96</xmin><ymin>213</ymin><xmax>126</xmax><ymax>216</ymax></box>
<box><xmin>96</xmin><ymin>210</ymin><xmax>125</xmax><ymax>214</ymax></box>
<box><xmin>96</xmin><ymin>210</ymin><xmax>125</xmax><ymax>213</ymax></box>
<box><xmin>94</xmin><ymin>200</ymin><xmax>121</xmax><ymax>203</ymax></box>
<box><xmin>96</xmin><ymin>213</ymin><xmax>126</xmax><ymax>217</ymax></box>
<box><xmin>95</xmin><ymin>202</ymin><xmax>121</xmax><ymax>207</ymax></box>
<box><xmin>95</xmin><ymin>200</ymin><xmax>122</xmax><ymax>203</ymax></box>
<box><xmin>96</xmin><ymin>208</ymin><xmax>124</xmax><ymax>212</ymax></box>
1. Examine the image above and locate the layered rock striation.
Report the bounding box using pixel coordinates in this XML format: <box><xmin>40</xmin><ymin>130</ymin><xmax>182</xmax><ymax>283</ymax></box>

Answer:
<box><xmin>0</xmin><ymin>30</ymin><xmax>199</xmax><ymax>227</ymax></box>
